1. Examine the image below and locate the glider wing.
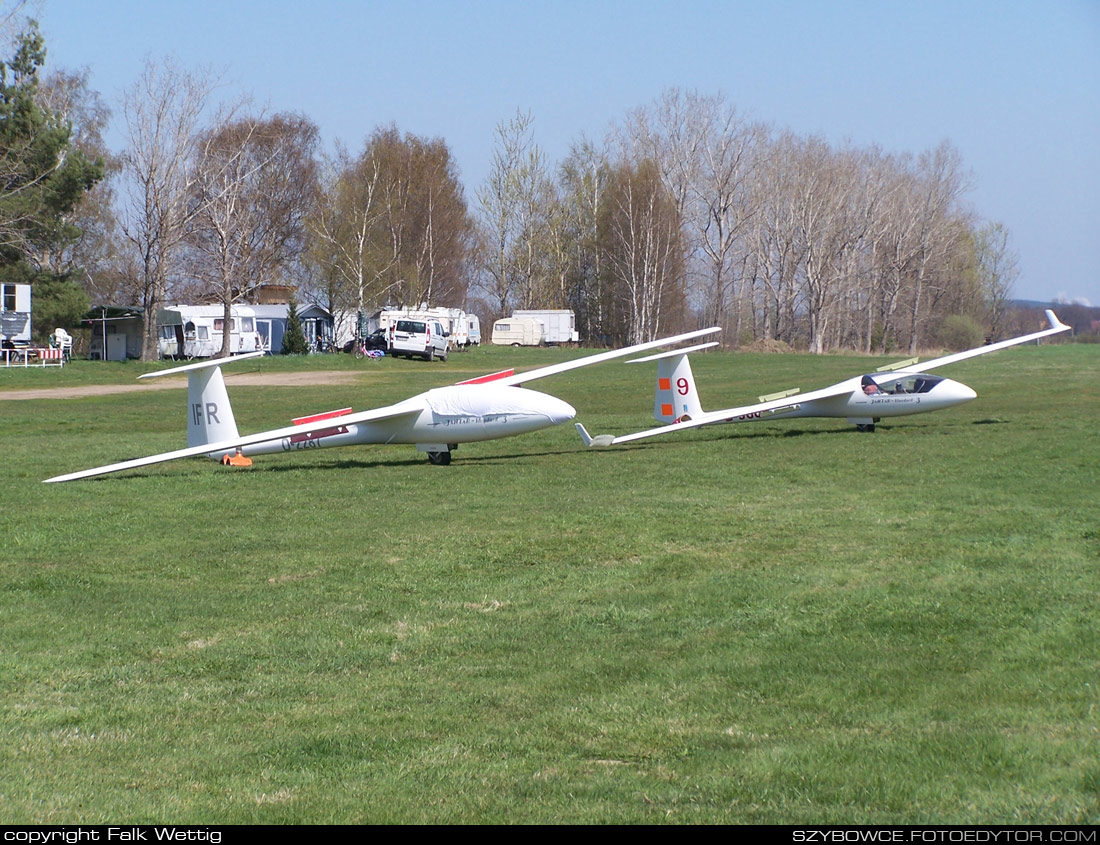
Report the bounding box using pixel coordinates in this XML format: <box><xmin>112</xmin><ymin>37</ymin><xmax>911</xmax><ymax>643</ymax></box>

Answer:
<box><xmin>485</xmin><ymin>327</ymin><xmax>721</xmax><ymax>388</ymax></box>
<box><xmin>894</xmin><ymin>310</ymin><xmax>1070</xmax><ymax>374</ymax></box>
<box><xmin>44</xmin><ymin>403</ymin><xmax>422</xmax><ymax>483</ymax></box>
<box><xmin>586</xmin><ymin>381</ymin><xmax>855</xmax><ymax>446</ymax></box>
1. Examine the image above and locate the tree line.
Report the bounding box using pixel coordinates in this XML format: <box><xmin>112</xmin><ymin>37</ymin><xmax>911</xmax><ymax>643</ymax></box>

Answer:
<box><xmin>1</xmin><ymin>23</ymin><xmax>1066</xmax><ymax>360</ymax></box>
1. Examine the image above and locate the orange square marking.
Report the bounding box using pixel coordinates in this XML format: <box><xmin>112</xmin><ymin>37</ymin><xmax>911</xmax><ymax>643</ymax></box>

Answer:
<box><xmin>658</xmin><ymin>377</ymin><xmax>672</xmax><ymax>391</ymax></box>
<box><xmin>661</xmin><ymin>403</ymin><xmax>675</xmax><ymax>417</ymax></box>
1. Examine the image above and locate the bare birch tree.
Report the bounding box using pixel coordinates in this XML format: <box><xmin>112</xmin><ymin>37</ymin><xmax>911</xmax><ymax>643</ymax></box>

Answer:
<box><xmin>974</xmin><ymin>221</ymin><xmax>1017</xmax><ymax>340</ymax></box>
<box><xmin>188</xmin><ymin>113</ymin><xmax>318</xmax><ymax>356</ymax></box>
<box><xmin>475</xmin><ymin>109</ymin><xmax>548</xmax><ymax>316</ymax></box>
<box><xmin>556</xmin><ymin>137</ymin><xmax>609</xmax><ymax>339</ymax></box>
<box><xmin>306</xmin><ymin>143</ymin><xmax>387</xmax><ymax>332</ymax></box>
<box><xmin>601</xmin><ymin>158</ymin><xmax>685</xmax><ymax>343</ymax></box>
<box><xmin>118</xmin><ymin>58</ymin><xmax>220</xmax><ymax>360</ymax></box>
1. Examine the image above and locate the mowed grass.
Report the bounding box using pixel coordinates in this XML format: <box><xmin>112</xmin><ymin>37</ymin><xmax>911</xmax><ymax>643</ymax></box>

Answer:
<box><xmin>1</xmin><ymin>344</ymin><xmax>1097</xmax><ymax>823</ymax></box>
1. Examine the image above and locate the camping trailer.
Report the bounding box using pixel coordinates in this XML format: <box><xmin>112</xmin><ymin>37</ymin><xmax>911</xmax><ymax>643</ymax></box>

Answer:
<box><xmin>512</xmin><ymin>310</ymin><xmax>579</xmax><ymax>344</ymax></box>
<box><xmin>491</xmin><ymin>316</ymin><xmax>544</xmax><ymax>346</ymax></box>
<box><xmin>158</xmin><ymin>306</ymin><xmax>264</xmax><ymax>358</ymax></box>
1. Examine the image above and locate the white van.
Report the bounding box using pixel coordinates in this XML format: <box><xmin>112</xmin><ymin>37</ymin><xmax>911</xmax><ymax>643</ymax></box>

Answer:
<box><xmin>389</xmin><ymin>317</ymin><xmax>449</xmax><ymax>361</ymax></box>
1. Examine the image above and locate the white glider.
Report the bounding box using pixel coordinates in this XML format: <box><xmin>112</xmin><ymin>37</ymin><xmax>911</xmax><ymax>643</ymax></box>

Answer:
<box><xmin>577</xmin><ymin>310</ymin><xmax>1070</xmax><ymax>446</ymax></box>
<box><xmin>45</xmin><ymin>328</ymin><xmax>720</xmax><ymax>482</ymax></box>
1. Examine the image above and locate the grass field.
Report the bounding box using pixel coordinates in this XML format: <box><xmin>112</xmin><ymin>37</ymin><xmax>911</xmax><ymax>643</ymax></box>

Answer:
<box><xmin>1</xmin><ymin>343</ymin><xmax>1097</xmax><ymax>823</ymax></box>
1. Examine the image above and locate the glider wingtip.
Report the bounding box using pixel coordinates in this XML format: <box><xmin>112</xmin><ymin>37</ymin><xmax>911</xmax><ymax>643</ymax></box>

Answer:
<box><xmin>575</xmin><ymin>423</ymin><xmax>614</xmax><ymax>448</ymax></box>
<box><xmin>1045</xmin><ymin>309</ymin><xmax>1070</xmax><ymax>332</ymax></box>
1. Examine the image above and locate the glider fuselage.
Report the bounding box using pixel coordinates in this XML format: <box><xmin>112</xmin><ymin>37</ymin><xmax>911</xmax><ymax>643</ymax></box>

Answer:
<box><xmin>236</xmin><ymin>385</ymin><xmax>577</xmax><ymax>458</ymax></box>
<box><xmin>720</xmin><ymin>374</ymin><xmax>978</xmax><ymax>425</ymax></box>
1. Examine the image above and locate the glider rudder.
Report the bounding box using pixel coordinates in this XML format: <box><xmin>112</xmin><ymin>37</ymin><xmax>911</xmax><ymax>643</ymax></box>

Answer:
<box><xmin>139</xmin><ymin>352</ymin><xmax>265</xmax><ymax>456</ymax></box>
<box><xmin>626</xmin><ymin>340</ymin><xmax>717</xmax><ymax>423</ymax></box>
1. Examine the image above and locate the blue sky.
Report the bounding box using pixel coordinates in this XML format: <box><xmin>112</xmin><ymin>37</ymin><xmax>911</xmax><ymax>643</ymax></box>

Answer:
<box><xmin>37</xmin><ymin>0</ymin><xmax>1100</xmax><ymax>304</ymax></box>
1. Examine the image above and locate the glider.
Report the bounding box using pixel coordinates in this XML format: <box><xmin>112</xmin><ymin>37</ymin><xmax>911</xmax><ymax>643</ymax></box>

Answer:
<box><xmin>576</xmin><ymin>310</ymin><xmax>1070</xmax><ymax>446</ymax></box>
<box><xmin>45</xmin><ymin>327</ymin><xmax>719</xmax><ymax>483</ymax></box>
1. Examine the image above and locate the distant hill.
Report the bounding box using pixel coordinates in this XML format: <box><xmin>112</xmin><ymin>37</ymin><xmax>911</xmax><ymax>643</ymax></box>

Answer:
<box><xmin>1012</xmin><ymin>299</ymin><xmax>1094</xmax><ymax>310</ymax></box>
<box><xmin>1011</xmin><ymin>300</ymin><xmax>1099</xmax><ymax>337</ymax></box>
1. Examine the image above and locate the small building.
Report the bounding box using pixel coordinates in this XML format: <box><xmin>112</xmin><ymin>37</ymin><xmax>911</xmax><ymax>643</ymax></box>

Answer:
<box><xmin>250</xmin><ymin>303</ymin><xmax>333</xmax><ymax>353</ymax></box>
<box><xmin>85</xmin><ymin>306</ymin><xmax>147</xmax><ymax>360</ymax></box>
<box><xmin>1</xmin><ymin>283</ymin><xmax>32</xmax><ymax>343</ymax></box>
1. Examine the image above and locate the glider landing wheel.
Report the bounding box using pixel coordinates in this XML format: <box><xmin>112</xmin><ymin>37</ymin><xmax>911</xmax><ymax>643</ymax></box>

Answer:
<box><xmin>427</xmin><ymin>450</ymin><xmax>451</xmax><ymax>466</ymax></box>
<box><xmin>855</xmin><ymin>423</ymin><xmax>876</xmax><ymax>433</ymax></box>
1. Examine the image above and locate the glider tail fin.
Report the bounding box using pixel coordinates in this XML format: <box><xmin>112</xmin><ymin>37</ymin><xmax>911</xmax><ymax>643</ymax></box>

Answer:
<box><xmin>186</xmin><ymin>365</ymin><xmax>242</xmax><ymax>453</ymax></box>
<box><xmin>137</xmin><ymin>352</ymin><xmax>264</xmax><ymax>456</ymax></box>
<box><xmin>654</xmin><ymin>353</ymin><xmax>705</xmax><ymax>423</ymax></box>
<box><xmin>626</xmin><ymin>340</ymin><xmax>717</xmax><ymax>423</ymax></box>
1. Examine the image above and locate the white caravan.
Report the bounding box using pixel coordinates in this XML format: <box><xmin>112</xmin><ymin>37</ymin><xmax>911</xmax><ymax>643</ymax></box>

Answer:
<box><xmin>491</xmin><ymin>317</ymin><xmax>544</xmax><ymax>346</ymax></box>
<box><xmin>512</xmin><ymin>310</ymin><xmax>579</xmax><ymax>344</ymax></box>
<box><xmin>158</xmin><ymin>306</ymin><xmax>264</xmax><ymax>359</ymax></box>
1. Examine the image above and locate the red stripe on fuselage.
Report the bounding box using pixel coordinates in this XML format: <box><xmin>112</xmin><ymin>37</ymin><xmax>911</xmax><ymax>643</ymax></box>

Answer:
<box><xmin>292</xmin><ymin>407</ymin><xmax>353</xmax><ymax>425</ymax></box>
<box><xmin>457</xmin><ymin>369</ymin><xmax>515</xmax><ymax>385</ymax></box>
<box><xmin>289</xmin><ymin>425</ymin><xmax>350</xmax><ymax>444</ymax></box>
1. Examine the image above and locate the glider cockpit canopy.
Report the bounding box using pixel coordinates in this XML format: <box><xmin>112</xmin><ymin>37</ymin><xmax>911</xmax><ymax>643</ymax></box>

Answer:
<box><xmin>862</xmin><ymin>373</ymin><xmax>945</xmax><ymax>395</ymax></box>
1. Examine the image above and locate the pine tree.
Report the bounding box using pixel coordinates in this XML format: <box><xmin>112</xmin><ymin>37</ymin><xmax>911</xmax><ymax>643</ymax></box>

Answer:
<box><xmin>0</xmin><ymin>21</ymin><xmax>103</xmax><ymax>336</ymax></box>
<box><xmin>282</xmin><ymin>300</ymin><xmax>310</xmax><ymax>355</ymax></box>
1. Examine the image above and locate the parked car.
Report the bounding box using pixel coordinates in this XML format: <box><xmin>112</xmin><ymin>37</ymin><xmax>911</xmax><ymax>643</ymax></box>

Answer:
<box><xmin>389</xmin><ymin>318</ymin><xmax>449</xmax><ymax>361</ymax></box>
<box><xmin>363</xmin><ymin>328</ymin><xmax>389</xmax><ymax>351</ymax></box>
<box><xmin>340</xmin><ymin>328</ymin><xmax>389</xmax><ymax>355</ymax></box>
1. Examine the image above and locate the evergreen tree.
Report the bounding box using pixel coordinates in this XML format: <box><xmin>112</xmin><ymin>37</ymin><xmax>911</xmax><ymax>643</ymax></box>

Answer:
<box><xmin>0</xmin><ymin>22</ymin><xmax>103</xmax><ymax>336</ymax></box>
<box><xmin>282</xmin><ymin>299</ymin><xmax>310</xmax><ymax>354</ymax></box>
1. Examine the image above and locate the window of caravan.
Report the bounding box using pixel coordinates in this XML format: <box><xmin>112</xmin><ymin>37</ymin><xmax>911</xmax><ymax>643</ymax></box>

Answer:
<box><xmin>2</xmin><ymin>285</ymin><xmax>15</xmax><ymax>311</ymax></box>
<box><xmin>197</xmin><ymin>326</ymin><xmax>209</xmax><ymax>340</ymax></box>
<box><xmin>240</xmin><ymin>317</ymin><xmax>254</xmax><ymax>332</ymax></box>
<box><xmin>496</xmin><ymin>323</ymin><xmax>510</xmax><ymax>332</ymax></box>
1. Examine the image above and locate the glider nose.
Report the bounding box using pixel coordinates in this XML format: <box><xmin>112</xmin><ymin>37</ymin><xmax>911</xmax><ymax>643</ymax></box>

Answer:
<box><xmin>939</xmin><ymin>379</ymin><xmax>977</xmax><ymax>404</ymax></box>
<box><xmin>546</xmin><ymin>396</ymin><xmax>576</xmax><ymax>425</ymax></box>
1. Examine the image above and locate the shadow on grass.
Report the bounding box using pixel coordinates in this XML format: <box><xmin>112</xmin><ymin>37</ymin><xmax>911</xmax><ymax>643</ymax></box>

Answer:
<box><xmin>63</xmin><ymin>445</ymin><xmax>591</xmax><ymax>482</ymax></box>
<box><xmin>56</xmin><ymin>416</ymin><xmax>995</xmax><ymax>483</ymax></box>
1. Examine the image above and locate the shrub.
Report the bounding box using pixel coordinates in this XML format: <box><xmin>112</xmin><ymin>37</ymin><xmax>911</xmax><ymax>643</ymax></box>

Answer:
<box><xmin>935</xmin><ymin>314</ymin><xmax>985</xmax><ymax>351</ymax></box>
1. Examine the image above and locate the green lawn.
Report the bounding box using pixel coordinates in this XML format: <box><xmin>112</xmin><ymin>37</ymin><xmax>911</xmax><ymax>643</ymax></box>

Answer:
<box><xmin>1</xmin><ymin>344</ymin><xmax>1097</xmax><ymax>823</ymax></box>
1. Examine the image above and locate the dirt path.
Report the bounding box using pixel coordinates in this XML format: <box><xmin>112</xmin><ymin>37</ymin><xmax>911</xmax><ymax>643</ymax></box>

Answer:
<box><xmin>0</xmin><ymin>370</ymin><xmax>361</xmax><ymax>401</ymax></box>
